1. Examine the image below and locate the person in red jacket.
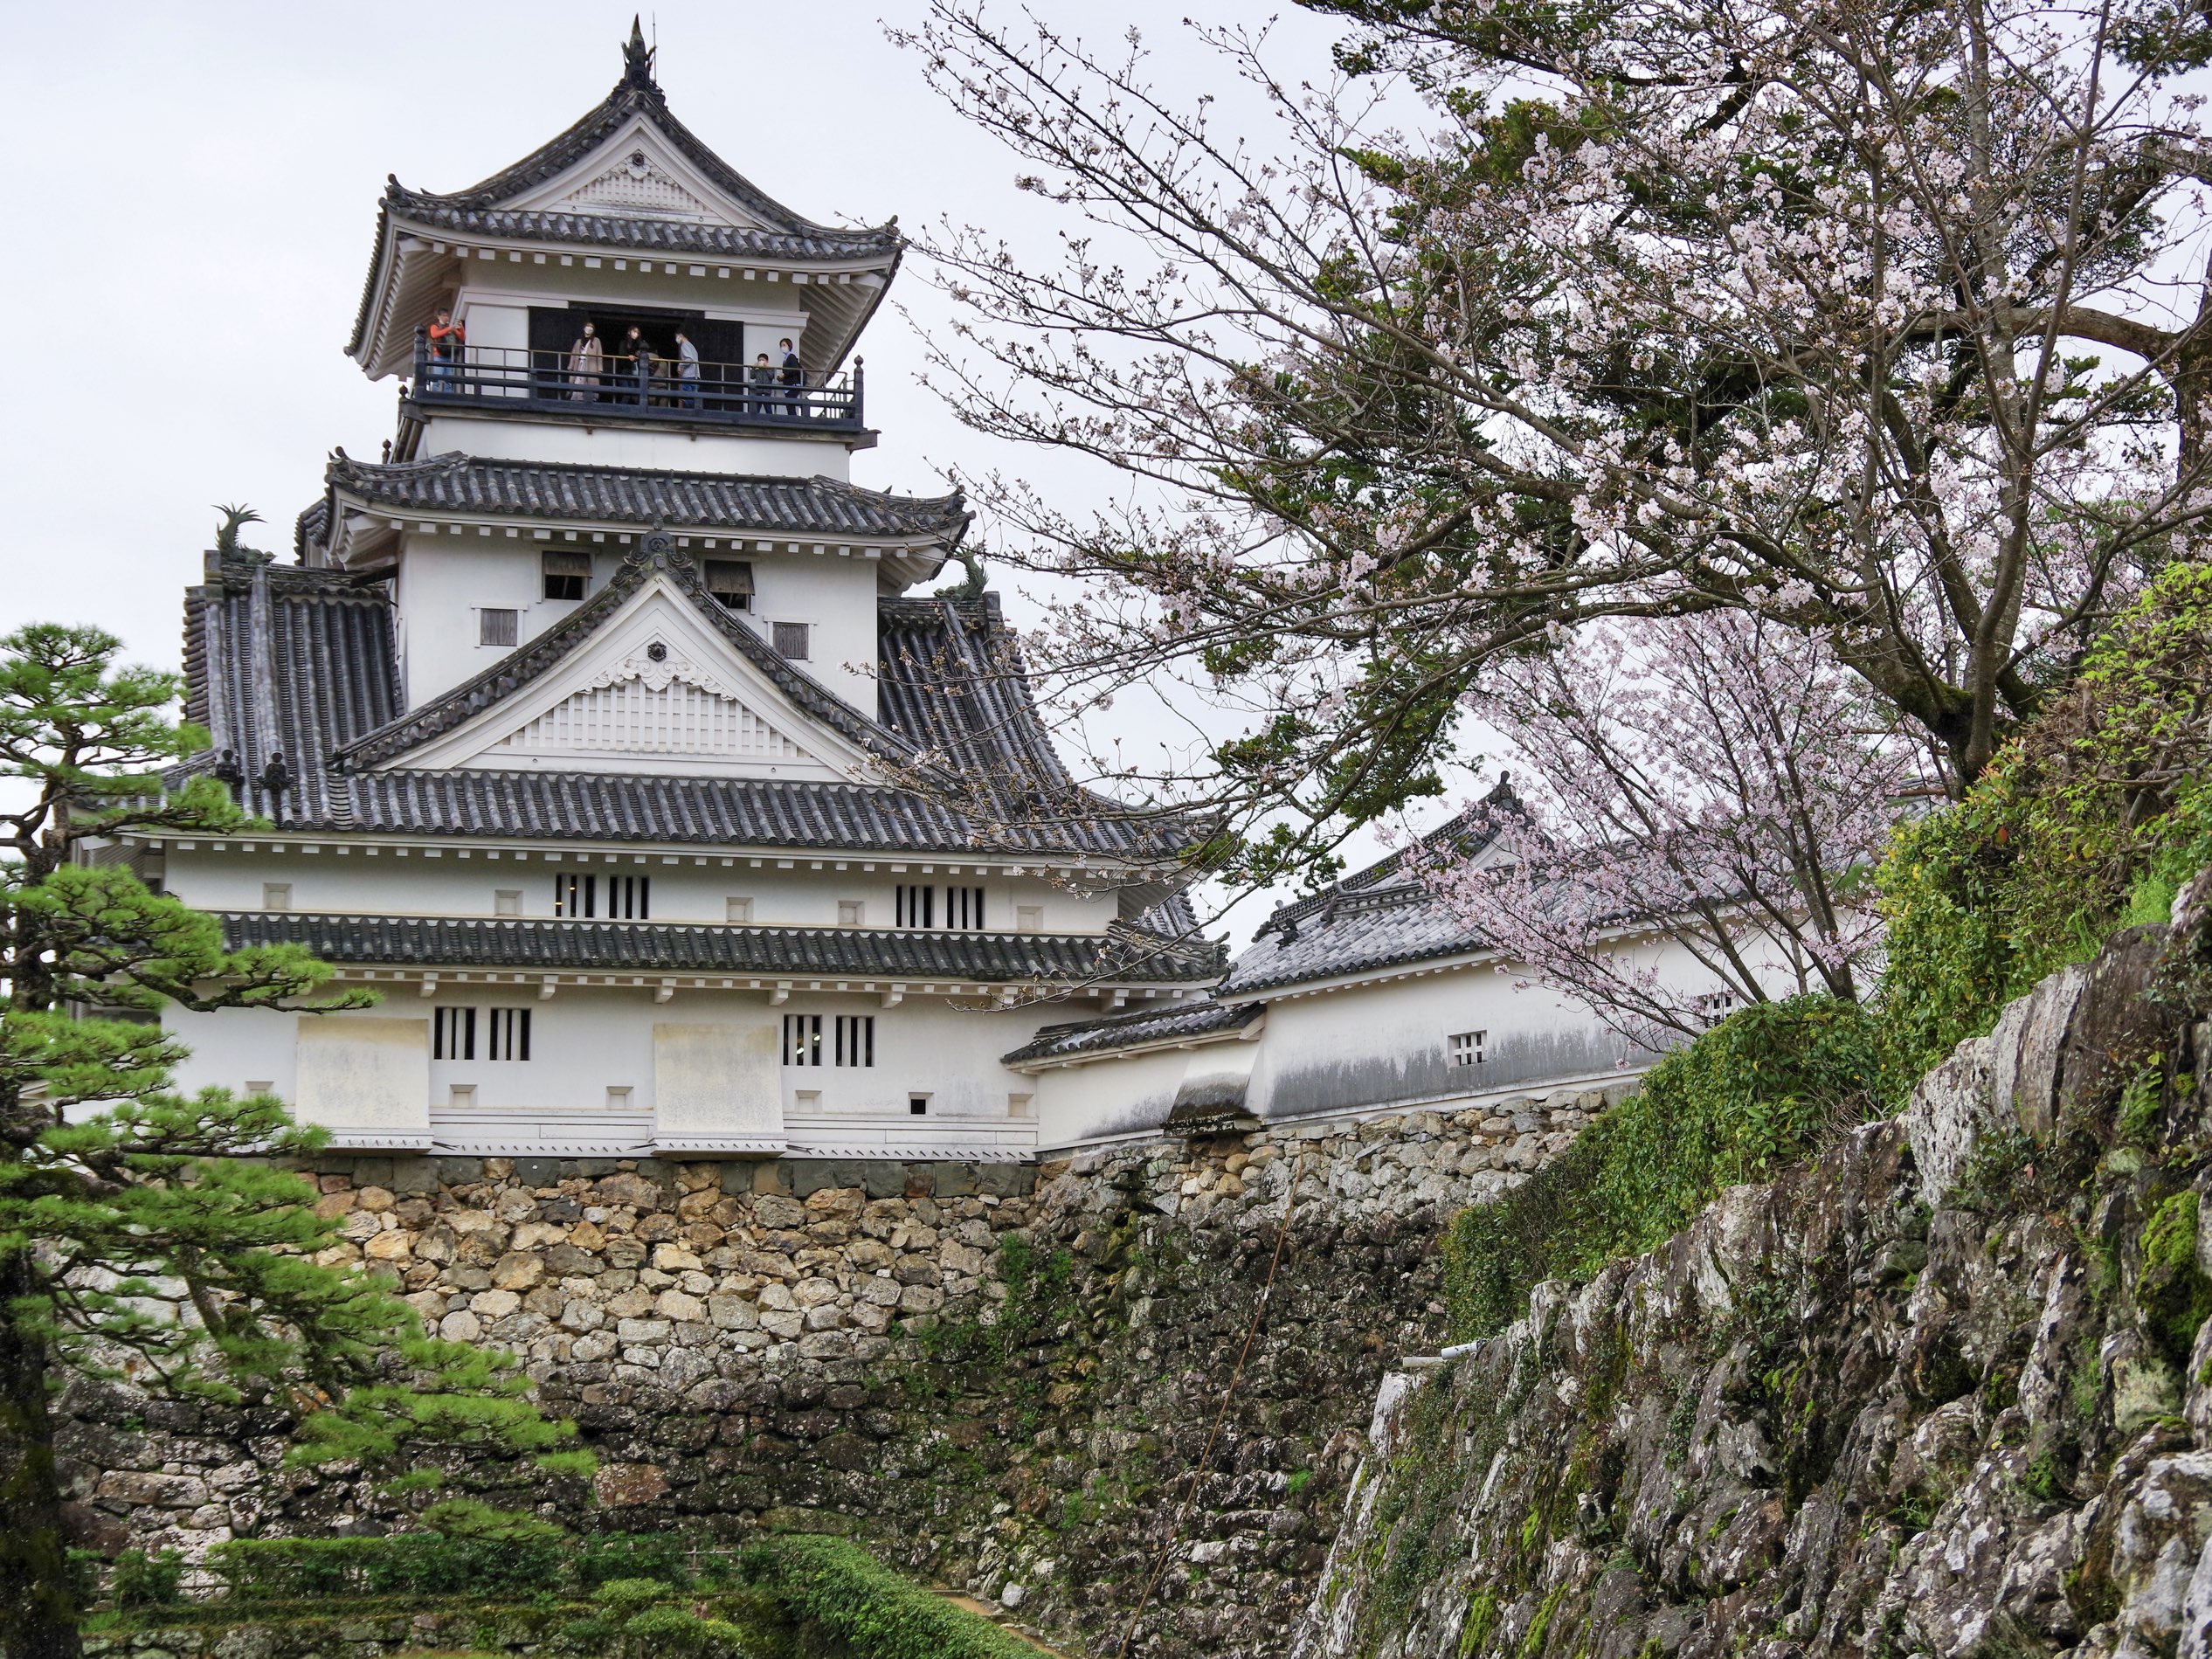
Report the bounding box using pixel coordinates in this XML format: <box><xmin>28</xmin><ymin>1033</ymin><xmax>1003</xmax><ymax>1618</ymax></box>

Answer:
<box><xmin>425</xmin><ymin>308</ymin><xmax>466</xmax><ymax>390</ymax></box>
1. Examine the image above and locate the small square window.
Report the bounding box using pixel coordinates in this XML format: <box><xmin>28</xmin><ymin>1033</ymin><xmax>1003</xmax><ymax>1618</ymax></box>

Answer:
<box><xmin>704</xmin><ymin>557</ymin><xmax>754</xmax><ymax>610</ymax></box>
<box><xmin>542</xmin><ymin>550</ymin><xmax>591</xmax><ymax>601</ymax></box>
<box><xmin>245</xmin><ymin>1080</ymin><xmax>274</xmax><ymax>1098</ymax></box>
<box><xmin>909</xmin><ymin>1096</ymin><xmax>930</xmax><ymax>1116</ymax></box>
<box><xmin>480</xmin><ymin>608</ymin><xmax>519</xmax><ymax>647</ymax></box>
<box><xmin>261</xmin><ymin>882</ymin><xmax>292</xmax><ymax>911</ymax></box>
<box><xmin>448</xmin><ymin>1083</ymin><xmax>477</xmax><ymax>1107</ymax></box>
<box><xmin>1695</xmin><ymin>990</ymin><xmax>1738</xmax><ymax>1027</ymax></box>
<box><xmin>772</xmin><ymin>620</ymin><xmax>810</xmax><ymax>660</ymax></box>
<box><xmin>794</xmin><ymin>1089</ymin><xmax>822</xmax><ymax>1110</ymax></box>
<box><xmin>1449</xmin><ymin>1030</ymin><xmax>1487</xmax><ymax>1068</ymax></box>
<box><xmin>727</xmin><ymin>896</ymin><xmax>754</xmax><ymax>923</ymax></box>
<box><xmin>494</xmin><ymin>888</ymin><xmax>522</xmax><ymax>916</ymax></box>
<box><xmin>1015</xmin><ymin>904</ymin><xmax>1044</xmax><ymax>933</ymax></box>
<box><xmin>1008</xmin><ymin>1093</ymin><xmax>1033</xmax><ymax>1119</ymax></box>
<box><xmin>838</xmin><ymin>899</ymin><xmax>865</xmax><ymax>927</ymax></box>
<box><xmin>605</xmin><ymin>1085</ymin><xmax>634</xmax><ymax>1109</ymax></box>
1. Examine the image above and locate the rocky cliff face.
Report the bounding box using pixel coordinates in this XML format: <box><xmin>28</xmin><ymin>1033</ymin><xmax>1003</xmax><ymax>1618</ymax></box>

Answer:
<box><xmin>1296</xmin><ymin>891</ymin><xmax>2212</xmax><ymax>1659</ymax></box>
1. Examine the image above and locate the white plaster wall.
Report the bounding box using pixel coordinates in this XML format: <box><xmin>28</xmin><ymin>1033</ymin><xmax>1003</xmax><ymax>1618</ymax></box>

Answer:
<box><xmin>1245</xmin><ymin>966</ymin><xmax>1634</xmax><ymax>1124</ymax></box>
<box><xmin>415</xmin><ymin>414</ymin><xmax>857</xmax><ymax>481</ymax></box>
<box><xmin>390</xmin><ymin>536</ymin><xmax>881</xmax><ymax>711</ymax></box>
<box><xmin>167</xmin><ymin>985</ymin><xmax>1068</xmax><ymax>1153</ymax></box>
<box><xmin>1033</xmin><ymin>1046</ymin><xmax>1192</xmax><ymax>1147</ymax></box>
<box><xmin>161</xmin><ymin>847</ymin><xmax>1120</xmax><ymax>934</ymax></box>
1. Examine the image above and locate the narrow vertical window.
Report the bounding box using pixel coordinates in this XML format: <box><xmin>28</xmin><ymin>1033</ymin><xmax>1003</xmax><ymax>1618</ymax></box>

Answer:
<box><xmin>781</xmin><ymin>1013</ymin><xmax>824</xmax><ymax>1067</ymax></box>
<box><xmin>554</xmin><ymin>874</ymin><xmax>597</xmax><ymax>917</ymax></box>
<box><xmin>895</xmin><ymin>884</ymin><xmax>934</xmax><ymax>928</ymax></box>
<box><xmin>487</xmin><ymin>1007</ymin><xmax>531</xmax><ymax>1061</ymax></box>
<box><xmin>480</xmin><ymin>608</ymin><xmax>519</xmax><ymax>647</ymax></box>
<box><xmin>434</xmin><ymin>1006</ymin><xmax>477</xmax><ymax>1061</ymax></box>
<box><xmin>945</xmin><ymin>886</ymin><xmax>985</xmax><ymax>930</ymax></box>
<box><xmin>833</xmin><ymin>1015</ymin><xmax>875</xmax><ymax>1068</ymax></box>
<box><xmin>607</xmin><ymin>874</ymin><xmax>650</xmax><ymax>919</ymax></box>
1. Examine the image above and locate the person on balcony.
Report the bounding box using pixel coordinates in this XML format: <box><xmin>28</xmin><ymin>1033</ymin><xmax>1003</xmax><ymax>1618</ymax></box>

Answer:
<box><xmin>674</xmin><ymin>330</ymin><xmax>702</xmax><ymax>410</ymax></box>
<box><xmin>778</xmin><ymin>338</ymin><xmax>803</xmax><ymax>418</ymax></box>
<box><xmin>619</xmin><ymin>327</ymin><xmax>651</xmax><ymax>405</ymax></box>
<box><xmin>426</xmin><ymin>308</ymin><xmax>465</xmax><ymax>391</ymax></box>
<box><xmin>750</xmin><ymin>352</ymin><xmax>776</xmax><ymax>418</ymax></box>
<box><xmin>565</xmin><ymin>322</ymin><xmax>603</xmax><ymax>402</ymax></box>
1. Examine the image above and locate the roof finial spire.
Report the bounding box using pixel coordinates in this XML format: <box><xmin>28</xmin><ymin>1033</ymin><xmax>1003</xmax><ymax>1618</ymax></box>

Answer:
<box><xmin>622</xmin><ymin>15</ymin><xmax>655</xmax><ymax>87</ymax></box>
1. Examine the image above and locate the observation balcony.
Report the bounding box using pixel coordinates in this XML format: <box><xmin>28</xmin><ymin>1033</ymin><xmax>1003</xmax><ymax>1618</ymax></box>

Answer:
<box><xmin>409</xmin><ymin>332</ymin><xmax>864</xmax><ymax>431</ymax></box>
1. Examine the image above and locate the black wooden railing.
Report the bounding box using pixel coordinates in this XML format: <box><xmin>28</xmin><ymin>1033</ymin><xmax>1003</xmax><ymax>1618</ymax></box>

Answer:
<box><xmin>411</xmin><ymin>331</ymin><xmax>863</xmax><ymax>427</ymax></box>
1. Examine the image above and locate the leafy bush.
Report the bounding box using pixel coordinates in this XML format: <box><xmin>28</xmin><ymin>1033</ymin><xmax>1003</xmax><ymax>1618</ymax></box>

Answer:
<box><xmin>206</xmin><ymin>1531</ymin><xmax>565</xmax><ymax>1600</ymax></box>
<box><xmin>736</xmin><ymin>1533</ymin><xmax>1040</xmax><ymax>1659</ymax></box>
<box><xmin>109</xmin><ymin>1548</ymin><xmax>183</xmax><ymax>1609</ymax></box>
<box><xmin>577</xmin><ymin>1531</ymin><xmax>692</xmax><ymax>1590</ymax></box>
<box><xmin>1876</xmin><ymin>562</ymin><xmax>2212</xmax><ymax>1080</ymax></box>
<box><xmin>1442</xmin><ymin>997</ymin><xmax>1890</xmax><ymax>1338</ymax></box>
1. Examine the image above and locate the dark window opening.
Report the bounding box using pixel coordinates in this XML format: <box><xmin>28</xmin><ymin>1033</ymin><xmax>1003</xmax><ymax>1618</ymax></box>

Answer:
<box><xmin>909</xmin><ymin>1096</ymin><xmax>929</xmax><ymax>1116</ymax></box>
<box><xmin>704</xmin><ymin>557</ymin><xmax>754</xmax><ymax>611</ymax></box>
<box><xmin>606</xmin><ymin>875</ymin><xmax>650</xmax><ymax>919</ymax></box>
<box><xmin>542</xmin><ymin>550</ymin><xmax>591</xmax><ymax>601</ymax></box>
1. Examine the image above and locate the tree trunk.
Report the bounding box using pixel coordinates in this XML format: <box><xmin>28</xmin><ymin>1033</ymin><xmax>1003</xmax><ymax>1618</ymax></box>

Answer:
<box><xmin>0</xmin><ymin>1248</ymin><xmax>79</xmax><ymax>1659</ymax></box>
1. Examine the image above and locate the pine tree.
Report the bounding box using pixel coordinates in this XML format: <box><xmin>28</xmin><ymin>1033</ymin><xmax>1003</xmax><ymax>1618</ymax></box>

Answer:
<box><xmin>0</xmin><ymin>623</ymin><xmax>582</xmax><ymax>1659</ymax></box>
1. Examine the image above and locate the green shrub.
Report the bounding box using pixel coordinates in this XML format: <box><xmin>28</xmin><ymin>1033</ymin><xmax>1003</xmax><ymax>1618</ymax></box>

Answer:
<box><xmin>577</xmin><ymin>1532</ymin><xmax>692</xmax><ymax>1590</ymax></box>
<box><xmin>1442</xmin><ymin>997</ymin><xmax>1889</xmax><ymax>1338</ymax></box>
<box><xmin>109</xmin><ymin>1548</ymin><xmax>183</xmax><ymax>1609</ymax></box>
<box><xmin>1875</xmin><ymin>562</ymin><xmax>2212</xmax><ymax>1080</ymax></box>
<box><xmin>207</xmin><ymin>1531</ymin><xmax>565</xmax><ymax>1600</ymax></box>
<box><xmin>737</xmin><ymin>1533</ymin><xmax>1039</xmax><ymax>1659</ymax></box>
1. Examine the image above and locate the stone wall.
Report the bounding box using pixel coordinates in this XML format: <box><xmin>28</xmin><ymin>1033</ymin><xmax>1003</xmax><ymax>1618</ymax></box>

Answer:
<box><xmin>63</xmin><ymin>1084</ymin><xmax>1628</xmax><ymax>1658</ymax></box>
<box><xmin>1290</xmin><ymin>912</ymin><xmax>2212</xmax><ymax>1659</ymax></box>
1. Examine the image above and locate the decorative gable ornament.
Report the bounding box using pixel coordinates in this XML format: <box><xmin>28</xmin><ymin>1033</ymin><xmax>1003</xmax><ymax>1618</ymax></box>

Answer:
<box><xmin>374</xmin><ymin>575</ymin><xmax>877</xmax><ymax>782</ymax></box>
<box><xmin>492</xmin><ymin>639</ymin><xmax>812</xmax><ymax>765</ymax></box>
<box><xmin>553</xmin><ymin>147</ymin><xmax>715</xmax><ymax>219</ymax></box>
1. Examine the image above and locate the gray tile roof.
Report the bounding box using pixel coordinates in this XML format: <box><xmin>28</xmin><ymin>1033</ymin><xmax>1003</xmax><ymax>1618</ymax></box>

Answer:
<box><xmin>384</xmin><ymin>204</ymin><xmax>892</xmax><ymax>262</ymax></box>
<box><xmin>221</xmin><ymin>912</ymin><xmax>1219</xmax><ymax>984</ymax></box>
<box><xmin>999</xmin><ymin>998</ymin><xmax>1261</xmax><ymax>1065</ymax></box>
<box><xmin>174</xmin><ymin>544</ymin><xmax>1192</xmax><ymax>863</ymax></box>
<box><xmin>1217</xmin><ymin>791</ymin><xmax>1518</xmax><ymax>995</ymax></box>
<box><xmin>325</xmin><ymin>453</ymin><xmax>964</xmax><ymax>540</ymax></box>
<box><xmin>350</xmin><ymin>47</ymin><xmax>897</xmax><ymax>358</ymax></box>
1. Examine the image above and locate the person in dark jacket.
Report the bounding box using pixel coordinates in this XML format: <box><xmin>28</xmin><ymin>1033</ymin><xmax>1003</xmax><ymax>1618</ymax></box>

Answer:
<box><xmin>749</xmin><ymin>352</ymin><xmax>776</xmax><ymax>418</ymax></box>
<box><xmin>778</xmin><ymin>337</ymin><xmax>803</xmax><ymax>418</ymax></box>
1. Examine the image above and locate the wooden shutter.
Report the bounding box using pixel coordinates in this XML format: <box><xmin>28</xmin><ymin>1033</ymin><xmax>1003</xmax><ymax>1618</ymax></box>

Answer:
<box><xmin>529</xmin><ymin>308</ymin><xmax>576</xmax><ymax>393</ymax></box>
<box><xmin>695</xmin><ymin>318</ymin><xmax>743</xmax><ymax>409</ymax></box>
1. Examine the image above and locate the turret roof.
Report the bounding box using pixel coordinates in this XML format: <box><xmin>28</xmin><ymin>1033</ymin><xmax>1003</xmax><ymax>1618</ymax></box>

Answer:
<box><xmin>324</xmin><ymin>453</ymin><xmax>964</xmax><ymax>541</ymax></box>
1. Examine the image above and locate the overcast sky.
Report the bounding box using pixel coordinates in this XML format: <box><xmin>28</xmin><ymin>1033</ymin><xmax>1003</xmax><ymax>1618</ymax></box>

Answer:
<box><xmin>0</xmin><ymin>1</ymin><xmax>1409</xmax><ymax>944</ymax></box>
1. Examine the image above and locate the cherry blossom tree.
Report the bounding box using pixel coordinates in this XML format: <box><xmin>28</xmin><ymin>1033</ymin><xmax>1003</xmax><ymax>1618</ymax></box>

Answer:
<box><xmin>1408</xmin><ymin>610</ymin><xmax>1925</xmax><ymax>1047</ymax></box>
<box><xmin>892</xmin><ymin>0</ymin><xmax>2212</xmax><ymax>887</ymax></box>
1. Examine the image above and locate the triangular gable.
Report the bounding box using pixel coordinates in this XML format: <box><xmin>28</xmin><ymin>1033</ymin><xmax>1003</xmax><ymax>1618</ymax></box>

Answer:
<box><xmin>383</xmin><ymin>577</ymin><xmax>875</xmax><ymax>782</ymax></box>
<box><xmin>509</xmin><ymin>114</ymin><xmax>763</xmax><ymax>227</ymax></box>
